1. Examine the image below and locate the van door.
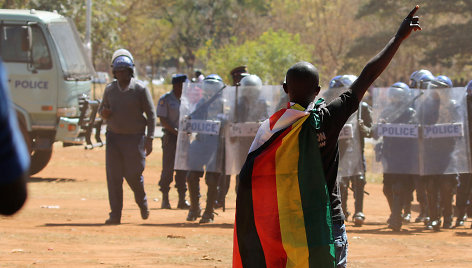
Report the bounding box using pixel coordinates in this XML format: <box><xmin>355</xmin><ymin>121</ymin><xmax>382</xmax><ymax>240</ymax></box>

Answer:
<box><xmin>0</xmin><ymin>23</ymin><xmax>58</xmax><ymax>127</ymax></box>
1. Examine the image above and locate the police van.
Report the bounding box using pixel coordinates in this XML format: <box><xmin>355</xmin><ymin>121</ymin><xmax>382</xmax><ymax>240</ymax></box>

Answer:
<box><xmin>0</xmin><ymin>9</ymin><xmax>102</xmax><ymax>174</ymax></box>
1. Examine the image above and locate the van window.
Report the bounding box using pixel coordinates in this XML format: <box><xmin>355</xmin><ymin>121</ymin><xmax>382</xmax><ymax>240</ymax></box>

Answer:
<box><xmin>0</xmin><ymin>25</ymin><xmax>52</xmax><ymax>69</ymax></box>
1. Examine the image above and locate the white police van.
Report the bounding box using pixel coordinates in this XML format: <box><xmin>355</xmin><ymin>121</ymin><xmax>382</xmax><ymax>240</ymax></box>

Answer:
<box><xmin>0</xmin><ymin>9</ymin><xmax>102</xmax><ymax>174</ymax></box>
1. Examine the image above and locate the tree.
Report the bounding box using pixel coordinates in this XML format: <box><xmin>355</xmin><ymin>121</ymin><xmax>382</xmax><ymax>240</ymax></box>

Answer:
<box><xmin>349</xmin><ymin>0</ymin><xmax>472</xmax><ymax>85</ymax></box>
<box><xmin>197</xmin><ymin>29</ymin><xmax>311</xmax><ymax>84</ymax></box>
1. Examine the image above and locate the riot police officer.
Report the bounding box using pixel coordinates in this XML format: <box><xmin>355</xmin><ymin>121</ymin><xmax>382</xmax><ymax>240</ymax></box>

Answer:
<box><xmin>156</xmin><ymin>74</ymin><xmax>190</xmax><ymax>209</ymax></box>
<box><xmin>410</xmin><ymin>70</ymin><xmax>435</xmax><ymax>224</ymax></box>
<box><xmin>378</xmin><ymin>82</ymin><xmax>417</xmax><ymax>231</ymax></box>
<box><xmin>186</xmin><ymin>74</ymin><xmax>226</xmax><ymax>223</ymax></box>
<box><xmin>215</xmin><ymin>66</ymin><xmax>249</xmax><ymax>210</ymax></box>
<box><xmin>456</xmin><ymin>79</ymin><xmax>472</xmax><ymax>228</ymax></box>
<box><xmin>99</xmin><ymin>49</ymin><xmax>155</xmax><ymax>225</ymax></box>
<box><xmin>422</xmin><ymin>75</ymin><xmax>459</xmax><ymax>230</ymax></box>
<box><xmin>327</xmin><ymin>75</ymin><xmax>372</xmax><ymax>226</ymax></box>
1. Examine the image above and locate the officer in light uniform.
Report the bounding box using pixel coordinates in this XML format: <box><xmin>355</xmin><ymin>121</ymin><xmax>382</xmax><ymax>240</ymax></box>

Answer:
<box><xmin>156</xmin><ymin>74</ymin><xmax>190</xmax><ymax>209</ymax></box>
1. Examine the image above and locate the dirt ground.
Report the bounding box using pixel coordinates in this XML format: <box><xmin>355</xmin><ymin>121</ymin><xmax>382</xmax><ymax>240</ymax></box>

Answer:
<box><xmin>1</xmin><ymin>141</ymin><xmax>472</xmax><ymax>268</ymax></box>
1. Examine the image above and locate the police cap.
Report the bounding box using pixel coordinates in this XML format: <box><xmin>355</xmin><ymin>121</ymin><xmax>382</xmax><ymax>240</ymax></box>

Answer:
<box><xmin>230</xmin><ymin>65</ymin><xmax>248</xmax><ymax>76</ymax></box>
<box><xmin>172</xmin><ymin>74</ymin><xmax>187</xmax><ymax>84</ymax></box>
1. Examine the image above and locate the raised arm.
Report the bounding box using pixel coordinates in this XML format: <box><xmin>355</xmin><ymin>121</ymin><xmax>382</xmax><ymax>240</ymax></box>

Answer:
<box><xmin>351</xmin><ymin>5</ymin><xmax>422</xmax><ymax>101</ymax></box>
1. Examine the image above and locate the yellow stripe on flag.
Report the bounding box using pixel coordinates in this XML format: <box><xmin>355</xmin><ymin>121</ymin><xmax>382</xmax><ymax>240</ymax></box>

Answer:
<box><xmin>275</xmin><ymin>115</ymin><xmax>310</xmax><ymax>268</ymax></box>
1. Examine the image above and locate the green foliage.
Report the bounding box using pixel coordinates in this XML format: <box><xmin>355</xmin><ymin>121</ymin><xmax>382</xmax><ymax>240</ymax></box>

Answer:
<box><xmin>197</xmin><ymin>29</ymin><xmax>311</xmax><ymax>84</ymax></box>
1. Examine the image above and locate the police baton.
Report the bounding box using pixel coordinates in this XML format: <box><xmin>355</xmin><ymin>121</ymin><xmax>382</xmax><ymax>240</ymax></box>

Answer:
<box><xmin>188</xmin><ymin>84</ymin><xmax>227</xmax><ymax>119</ymax></box>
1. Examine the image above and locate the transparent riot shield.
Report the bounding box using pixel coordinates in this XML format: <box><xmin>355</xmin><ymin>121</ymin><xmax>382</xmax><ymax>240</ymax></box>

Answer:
<box><xmin>417</xmin><ymin>87</ymin><xmax>470</xmax><ymax>175</ymax></box>
<box><xmin>223</xmin><ymin>85</ymin><xmax>283</xmax><ymax>175</ymax></box>
<box><xmin>174</xmin><ymin>81</ymin><xmax>226</xmax><ymax>173</ymax></box>
<box><xmin>370</xmin><ymin>87</ymin><xmax>421</xmax><ymax>175</ymax></box>
<box><xmin>322</xmin><ymin>87</ymin><xmax>364</xmax><ymax>177</ymax></box>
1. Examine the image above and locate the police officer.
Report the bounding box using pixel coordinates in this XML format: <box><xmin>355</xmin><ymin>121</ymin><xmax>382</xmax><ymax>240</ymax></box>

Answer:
<box><xmin>378</xmin><ymin>82</ymin><xmax>417</xmax><ymax>231</ymax></box>
<box><xmin>327</xmin><ymin>75</ymin><xmax>372</xmax><ymax>226</ymax></box>
<box><xmin>186</xmin><ymin>74</ymin><xmax>226</xmax><ymax>223</ymax></box>
<box><xmin>156</xmin><ymin>74</ymin><xmax>190</xmax><ymax>209</ymax></box>
<box><xmin>410</xmin><ymin>70</ymin><xmax>434</xmax><ymax>224</ymax></box>
<box><xmin>215</xmin><ymin>66</ymin><xmax>249</xmax><ymax>210</ymax></box>
<box><xmin>424</xmin><ymin>75</ymin><xmax>458</xmax><ymax>230</ymax></box>
<box><xmin>456</xmin><ymin>80</ymin><xmax>472</xmax><ymax>228</ymax></box>
<box><xmin>99</xmin><ymin>49</ymin><xmax>155</xmax><ymax>225</ymax></box>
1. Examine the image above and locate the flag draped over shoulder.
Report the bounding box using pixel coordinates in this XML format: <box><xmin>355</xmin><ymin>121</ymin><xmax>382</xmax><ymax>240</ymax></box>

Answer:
<box><xmin>233</xmin><ymin>101</ymin><xmax>335</xmax><ymax>268</ymax></box>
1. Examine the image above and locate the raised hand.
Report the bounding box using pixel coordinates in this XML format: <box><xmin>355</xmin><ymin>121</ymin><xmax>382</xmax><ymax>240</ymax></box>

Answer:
<box><xmin>396</xmin><ymin>5</ymin><xmax>422</xmax><ymax>41</ymax></box>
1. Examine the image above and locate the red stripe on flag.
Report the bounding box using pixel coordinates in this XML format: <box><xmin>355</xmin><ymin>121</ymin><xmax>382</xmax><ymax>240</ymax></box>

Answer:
<box><xmin>269</xmin><ymin>109</ymin><xmax>286</xmax><ymax>130</ymax></box>
<box><xmin>251</xmin><ymin>127</ymin><xmax>291</xmax><ymax>267</ymax></box>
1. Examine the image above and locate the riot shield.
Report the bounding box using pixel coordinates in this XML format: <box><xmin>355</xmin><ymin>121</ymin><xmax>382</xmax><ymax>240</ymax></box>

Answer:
<box><xmin>174</xmin><ymin>81</ymin><xmax>226</xmax><ymax>173</ymax></box>
<box><xmin>322</xmin><ymin>87</ymin><xmax>364</xmax><ymax>178</ymax></box>
<box><xmin>223</xmin><ymin>85</ymin><xmax>283</xmax><ymax>175</ymax></box>
<box><xmin>417</xmin><ymin>87</ymin><xmax>470</xmax><ymax>175</ymax></box>
<box><xmin>370</xmin><ymin>87</ymin><xmax>421</xmax><ymax>175</ymax></box>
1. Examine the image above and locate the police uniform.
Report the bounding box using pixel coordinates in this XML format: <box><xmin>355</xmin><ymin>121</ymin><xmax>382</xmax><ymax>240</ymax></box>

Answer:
<box><xmin>156</xmin><ymin>74</ymin><xmax>188</xmax><ymax>209</ymax></box>
<box><xmin>100</xmin><ymin>76</ymin><xmax>155</xmax><ymax>224</ymax></box>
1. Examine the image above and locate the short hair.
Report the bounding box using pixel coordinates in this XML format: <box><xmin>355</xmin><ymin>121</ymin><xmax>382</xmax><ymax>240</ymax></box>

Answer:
<box><xmin>286</xmin><ymin>62</ymin><xmax>319</xmax><ymax>88</ymax></box>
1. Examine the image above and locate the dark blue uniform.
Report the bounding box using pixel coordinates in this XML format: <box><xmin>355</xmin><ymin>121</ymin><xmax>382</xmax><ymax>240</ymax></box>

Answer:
<box><xmin>0</xmin><ymin>60</ymin><xmax>29</xmax><ymax>215</ymax></box>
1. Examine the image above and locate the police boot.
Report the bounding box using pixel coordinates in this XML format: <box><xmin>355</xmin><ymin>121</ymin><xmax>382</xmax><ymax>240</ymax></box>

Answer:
<box><xmin>353</xmin><ymin>178</ymin><xmax>365</xmax><ymax>226</ymax></box>
<box><xmin>415</xmin><ymin>203</ymin><xmax>427</xmax><ymax>223</ymax></box>
<box><xmin>200</xmin><ymin>186</ymin><xmax>218</xmax><ymax>224</ymax></box>
<box><xmin>186</xmin><ymin>178</ymin><xmax>201</xmax><ymax>222</ymax></box>
<box><xmin>161</xmin><ymin>191</ymin><xmax>171</xmax><ymax>209</ymax></box>
<box><xmin>402</xmin><ymin>202</ymin><xmax>412</xmax><ymax>223</ymax></box>
<box><xmin>455</xmin><ymin>208</ymin><xmax>466</xmax><ymax>227</ymax></box>
<box><xmin>177</xmin><ymin>192</ymin><xmax>190</xmax><ymax>210</ymax></box>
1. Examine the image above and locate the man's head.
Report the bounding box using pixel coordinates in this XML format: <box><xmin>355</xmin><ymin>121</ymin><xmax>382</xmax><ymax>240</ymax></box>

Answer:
<box><xmin>112</xmin><ymin>55</ymin><xmax>134</xmax><ymax>82</ymax></box>
<box><xmin>410</xmin><ymin>69</ymin><xmax>433</xmax><ymax>88</ymax></box>
<box><xmin>203</xmin><ymin>74</ymin><xmax>224</xmax><ymax>98</ymax></box>
<box><xmin>240</xmin><ymin>74</ymin><xmax>262</xmax><ymax>100</ymax></box>
<box><xmin>172</xmin><ymin>74</ymin><xmax>187</xmax><ymax>98</ymax></box>
<box><xmin>434</xmin><ymin>75</ymin><xmax>453</xmax><ymax>88</ymax></box>
<box><xmin>283</xmin><ymin>62</ymin><xmax>321</xmax><ymax>108</ymax></box>
<box><xmin>230</xmin><ymin>65</ymin><xmax>248</xmax><ymax>86</ymax></box>
<box><xmin>388</xmin><ymin>82</ymin><xmax>410</xmax><ymax>104</ymax></box>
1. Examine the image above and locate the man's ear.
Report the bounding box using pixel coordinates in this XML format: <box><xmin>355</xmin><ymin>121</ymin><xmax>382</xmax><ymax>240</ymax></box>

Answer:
<box><xmin>314</xmin><ymin>85</ymin><xmax>321</xmax><ymax>96</ymax></box>
<box><xmin>283</xmin><ymin>82</ymin><xmax>288</xmax><ymax>94</ymax></box>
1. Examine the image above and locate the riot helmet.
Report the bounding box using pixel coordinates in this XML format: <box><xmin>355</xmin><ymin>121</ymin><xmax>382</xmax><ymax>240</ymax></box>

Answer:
<box><xmin>112</xmin><ymin>56</ymin><xmax>134</xmax><ymax>78</ymax></box>
<box><xmin>410</xmin><ymin>69</ymin><xmax>433</xmax><ymax>88</ymax></box>
<box><xmin>466</xmin><ymin>80</ymin><xmax>472</xmax><ymax>96</ymax></box>
<box><xmin>111</xmin><ymin>49</ymin><xmax>134</xmax><ymax>78</ymax></box>
<box><xmin>240</xmin><ymin>74</ymin><xmax>262</xmax><ymax>99</ymax></box>
<box><xmin>328</xmin><ymin>75</ymin><xmax>357</xmax><ymax>89</ymax></box>
<box><xmin>202</xmin><ymin>74</ymin><xmax>224</xmax><ymax>97</ymax></box>
<box><xmin>325</xmin><ymin>75</ymin><xmax>357</xmax><ymax>102</ymax></box>
<box><xmin>388</xmin><ymin>82</ymin><xmax>410</xmax><ymax>104</ymax></box>
<box><xmin>434</xmin><ymin>75</ymin><xmax>453</xmax><ymax>88</ymax></box>
<box><xmin>111</xmin><ymin>48</ymin><xmax>134</xmax><ymax>64</ymax></box>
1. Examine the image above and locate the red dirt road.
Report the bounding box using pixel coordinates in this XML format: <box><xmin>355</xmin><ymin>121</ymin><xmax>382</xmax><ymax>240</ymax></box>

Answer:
<box><xmin>1</xmin><ymin>142</ymin><xmax>471</xmax><ymax>267</ymax></box>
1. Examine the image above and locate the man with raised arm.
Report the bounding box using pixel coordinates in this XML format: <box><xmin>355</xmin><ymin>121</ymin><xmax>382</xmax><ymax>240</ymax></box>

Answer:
<box><xmin>233</xmin><ymin>6</ymin><xmax>421</xmax><ymax>268</ymax></box>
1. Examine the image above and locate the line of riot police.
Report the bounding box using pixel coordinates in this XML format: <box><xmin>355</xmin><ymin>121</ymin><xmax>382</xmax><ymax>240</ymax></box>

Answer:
<box><xmin>164</xmin><ymin>66</ymin><xmax>472</xmax><ymax>230</ymax></box>
<box><xmin>371</xmin><ymin>70</ymin><xmax>472</xmax><ymax>231</ymax></box>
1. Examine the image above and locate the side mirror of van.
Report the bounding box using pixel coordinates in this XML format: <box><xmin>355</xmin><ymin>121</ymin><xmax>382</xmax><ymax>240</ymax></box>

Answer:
<box><xmin>20</xmin><ymin>26</ymin><xmax>32</xmax><ymax>52</ymax></box>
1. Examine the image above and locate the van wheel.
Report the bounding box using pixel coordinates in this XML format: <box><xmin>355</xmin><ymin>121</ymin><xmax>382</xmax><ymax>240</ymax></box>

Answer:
<box><xmin>30</xmin><ymin>150</ymin><xmax>53</xmax><ymax>175</ymax></box>
<box><xmin>18</xmin><ymin>120</ymin><xmax>53</xmax><ymax>175</ymax></box>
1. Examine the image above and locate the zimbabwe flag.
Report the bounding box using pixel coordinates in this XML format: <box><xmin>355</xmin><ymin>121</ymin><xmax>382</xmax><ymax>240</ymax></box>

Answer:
<box><xmin>233</xmin><ymin>102</ymin><xmax>335</xmax><ymax>268</ymax></box>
